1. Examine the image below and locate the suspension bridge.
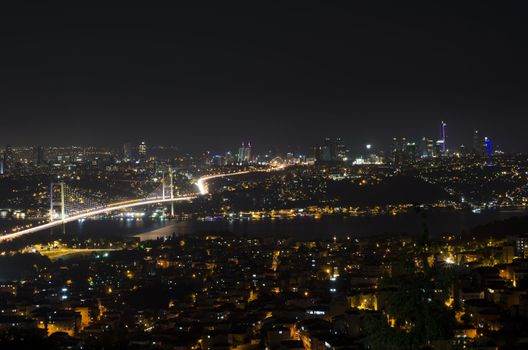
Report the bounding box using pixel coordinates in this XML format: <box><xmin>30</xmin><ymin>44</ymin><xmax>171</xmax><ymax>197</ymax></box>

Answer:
<box><xmin>0</xmin><ymin>168</ymin><xmax>270</xmax><ymax>242</ymax></box>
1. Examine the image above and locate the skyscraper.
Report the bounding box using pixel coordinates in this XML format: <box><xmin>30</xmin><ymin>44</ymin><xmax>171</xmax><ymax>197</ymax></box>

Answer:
<box><xmin>335</xmin><ymin>137</ymin><xmax>348</xmax><ymax>161</ymax></box>
<box><xmin>237</xmin><ymin>142</ymin><xmax>252</xmax><ymax>163</ymax></box>
<box><xmin>484</xmin><ymin>137</ymin><xmax>492</xmax><ymax>157</ymax></box>
<box><xmin>315</xmin><ymin>138</ymin><xmax>347</xmax><ymax>162</ymax></box>
<box><xmin>472</xmin><ymin>130</ymin><xmax>481</xmax><ymax>155</ymax></box>
<box><xmin>420</xmin><ymin>137</ymin><xmax>435</xmax><ymax>157</ymax></box>
<box><xmin>436</xmin><ymin>121</ymin><xmax>447</xmax><ymax>154</ymax></box>
<box><xmin>138</xmin><ymin>141</ymin><xmax>147</xmax><ymax>161</ymax></box>
<box><xmin>391</xmin><ymin>137</ymin><xmax>406</xmax><ymax>165</ymax></box>
<box><xmin>404</xmin><ymin>142</ymin><xmax>418</xmax><ymax>162</ymax></box>
<box><xmin>32</xmin><ymin>146</ymin><xmax>45</xmax><ymax>166</ymax></box>
<box><xmin>123</xmin><ymin>143</ymin><xmax>133</xmax><ymax>160</ymax></box>
<box><xmin>244</xmin><ymin>142</ymin><xmax>251</xmax><ymax>162</ymax></box>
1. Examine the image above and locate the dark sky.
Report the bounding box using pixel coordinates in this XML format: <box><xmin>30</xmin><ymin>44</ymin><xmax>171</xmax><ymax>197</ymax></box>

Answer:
<box><xmin>1</xmin><ymin>1</ymin><xmax>528</xmax><ymax>153</ymax></box>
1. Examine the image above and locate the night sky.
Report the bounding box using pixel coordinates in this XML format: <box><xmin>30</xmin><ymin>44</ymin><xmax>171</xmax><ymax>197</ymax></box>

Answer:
<box><xmin>2</xmin><ymin>2</ymin><xmax>528</xmax><ymax>153</ymax></box>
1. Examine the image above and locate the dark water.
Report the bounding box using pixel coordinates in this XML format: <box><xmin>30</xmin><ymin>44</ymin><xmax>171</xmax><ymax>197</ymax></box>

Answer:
<box><xmin>135</xmin><ymin>209</ymin><xmax>528</xmax><ymax>240</ymax></box>
<box><xmin>2</xmin><ymin>208</ymin><xmax>528</xmax><ymax>243</ymax></box>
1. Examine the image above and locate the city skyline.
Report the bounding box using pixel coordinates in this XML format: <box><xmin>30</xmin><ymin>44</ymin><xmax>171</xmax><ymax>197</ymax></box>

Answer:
<box><xmin>0</xmin><ymin>121</ymin><xmax>505</xmax><ymax>156</ymax></box>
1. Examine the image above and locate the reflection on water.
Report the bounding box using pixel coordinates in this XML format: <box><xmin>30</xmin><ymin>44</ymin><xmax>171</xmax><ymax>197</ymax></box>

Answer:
<box><xmin>2</xmin><ymin>208</ymin><xmax>528</xmax><ymax>243</ymax></box>
<box><xmin>136</xmin><ymin>208</ymin><xmax>528</xmax><ymax>241</ymax></box>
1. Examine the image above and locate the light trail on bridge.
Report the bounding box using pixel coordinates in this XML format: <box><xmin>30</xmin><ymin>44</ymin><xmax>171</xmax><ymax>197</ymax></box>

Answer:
<box><xmin>195</xmin><ymin>170</ymin><xmax>254</xmax><ymax>195</ymax></box>
<box><xmin>194</xmin><ymin>165</ymin><xmax>286</xmax><ymax>195</ymax></box>
<box><xmin>0</xmin><ymin>167</ymin><xmax>286</xmax><ymax>242</ymax></box>
<box><xmin>0</xmin><ymin>196</ymin><xmax>195</xmax><ymax>242</ymax></box>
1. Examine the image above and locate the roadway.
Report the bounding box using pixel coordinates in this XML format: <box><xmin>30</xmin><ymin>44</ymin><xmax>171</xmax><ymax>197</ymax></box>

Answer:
<box><xmin>0</xmin><ymin>196</ymin><xmax>195</xmax><ymax>242</ymax></box>
<box><xmin>0</xmin><ymin>167</ymin><xmax>284</xmax><ymax>242</ymax></box>
<box><xmin>194</xmin><ymin>166</ymin><xmax>285</xmax><ymax>195</ymax></box>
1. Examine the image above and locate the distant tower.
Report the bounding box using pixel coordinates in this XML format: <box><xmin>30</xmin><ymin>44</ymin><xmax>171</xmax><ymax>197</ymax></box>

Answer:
<box><xmin>472</xmin><ymin>130</ymin><xmax>480</xmax><ymax>155</ymax></box>
<box><xmin>238</xmin><ymin>142</ymin><xmax>246</xmax><ymax>163</ymax></box>
<box><xmin>335</xmin><ymin>137</ymin><xmax>347</xmax><ymax>161</ymax></box>
<box><xmin>123</xmin><ymin>142</ymin><xmax>133</xmax><ymax>160</ymax></box>
<box><xmin>237</xmin><ymin>142</ymin><xmax>252</xmax><ymax>163</ymax></box>
<box><xmin>315</xmin><ymin>137</ymin><xmax>346</xmax><ymax>162</ymax></box>
<box><xmin>439</xmin><ymin>121</ymin><xmax>447</xmax><ymax>153</ymax></box>
<box><xmin>420</xmin><ymin>137</ymin><xmax>435</xmax><ymax>157</ymax></box>
<box><xmin>244</xmin><ymin>142</ymin><xmax>251</xmax><ymax>162</ymax></box>
<box><xmin>138</xmin><ymin>141</ymin><xmax>147</xmax><ymax>161</ymax></box>
<box><xmin>484</xmin><ymin>137</ymin><xmax>492</xmax><ymax>157</ymax></box>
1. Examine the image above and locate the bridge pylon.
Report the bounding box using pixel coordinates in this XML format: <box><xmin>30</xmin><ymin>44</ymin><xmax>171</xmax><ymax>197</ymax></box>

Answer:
<box><xmin>50</xmin><ymin>181</ymin><xmax>66</xmax><ymax>222</ymax></box>
<box><xmin>169</xmin><ymin>168</ymin><xmax>175</xmax><ymax>217</ymax></box>
<box><xmin>161</xmin><ymin>172</ymin><xmax>166</xmax><ymax>201</ymax></box>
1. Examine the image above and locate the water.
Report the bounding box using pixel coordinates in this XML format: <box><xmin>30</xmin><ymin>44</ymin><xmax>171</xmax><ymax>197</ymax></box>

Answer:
<box><xmin>134</xmin><ymin>208</ymin><xmax>528</xmax><ymax>240</ymax></box>
<box><xmin>2</xmin><ymin>208</ymin><xmax>527</xmax><ymax>244</ymax></box>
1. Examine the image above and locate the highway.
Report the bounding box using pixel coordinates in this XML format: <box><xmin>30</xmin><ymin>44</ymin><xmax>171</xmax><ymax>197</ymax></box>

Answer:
<box><xmin>0</xmin><ymin>196</ymin><xmax>195</xmax><ymax>242</ymax></box>
<box><xmin>0</xmin><ymin>167</ymin><xmax>284</xmax><ymax>242</ymax></box>
<box><xmin>195</xmin><ymin>170</ymin><xmax>255</xmax><ymax>195</ymax></box>
<box><xmin>194</xmin><ymin>166</ymin><xmax>285</xmax><ymax>195</ymax></box>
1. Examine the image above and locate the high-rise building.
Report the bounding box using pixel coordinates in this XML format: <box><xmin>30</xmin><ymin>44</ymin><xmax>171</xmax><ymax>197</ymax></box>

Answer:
<box><xmin>439</xmin><ymin>121</ymin><xmax>447</xmax><ymax>153</ymax></box>
<box><xmin>32</xmin><ymin>146</ymin><xmax>45</xmax><ymax>166</ymax></box>
<box><xmin>123</xmin><ymin>143</ymin><xmax>133</xmax><ymax>160</ymax></box>
<box><xmin>515</xmin><ymin>235</ymin><xmax>528</xmax><ymax>258</ymax></box>
<box><xmin>335</xmin><ymin>137</ymin><xmax>348</xmax><ymax>161</ymax></box>
<box><xmin>315</xmin><ymin>138</ymin><xmax>347</xmax><ymax>162</ymax></box>
<box><xmin>484</xmin><ymin>137</ymin><xmax>492</xmax><ymax>157</ymax></box>
<box><xmin>138</xmin><ymin>141</ymin><xmax>147</xmax><ymax>160</ymax></box>
<box><xmin>420</xmin><ymin>137</ymin><xmax>435</xmax><ymax>157</ymax></box>
<box><xmin>237</xmin><ymin>143</ymin><xmax>245</xmax><ymax>162</ymax></box>
<box><xmin>245</xmin><ymin>142</ymin><xmax>251</xmax><ymax>162</ymax></box>
<box><xmin>472</xmin><ymin>130</ymin><xmax>491</xmax><ymax>157</ymax></box>
<box><xmin>404</xmin><ymin>142</ymin><xmax>417</xmax><ymax>163</ymax></box>
<box><xmin>237</xmin><ymin>142</ymin><xmax>252</xmax><ymax>163</ymax></box>
<box><xmin>391</xmin><ymin>137</ymin><xmax>406</xmax><ymax>165</ymax></box>
<box><xmin>472</xmin><ymin>130</ymin><xmax>481</xmax><ymax>155</ymax></box>
<box><xmin>434</xmin><ymin>140</ymin><xmax>443</xmax><ymax>157</ymax></box>
<box><xmin>224</xmin><ymin>151</ymin><xmax>235</xmax><ymax>165</ymax></box>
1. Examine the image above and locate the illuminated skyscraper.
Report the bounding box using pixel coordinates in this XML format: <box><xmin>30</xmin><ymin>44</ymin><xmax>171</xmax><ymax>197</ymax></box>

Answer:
<box><xmin>238</xmin><ymin>143</ymin><xmax>245</xmax><ymax>162</ymax></box>
<box><xmin>237</xmin><ymin>142</ymin><xmax>252</xmax><ymax>163</ymax></box>
<box><xmin>244</xmin><ymin>142</ymin><xmax>251</xmax><ymax>162</ymax></box>
<box><xmin>439</xmin><ymin>121</ymin><xmax>447</xmax><ymax>153</ymax></box>
<box><xmin>391</xmin><ymin>137</ymin><xmax>406</xmax><ymax>165</ymax></box>
<box><xmin>123</xmin><ymin>142</ymin><xmax>133</xmax><ymax>160</ymax></box>
<box><xmin>404</xmin><ymin>142</ymin><xmax>418</xmax><ymax>163</ymax></box>
<box><xmin>472</xmin><ymin>130</ymin><xmax>481</xmax><ymax>155</ymax></box>
<box><xmin>420</xmin><ymin>137</ymin><xmax>435</xmax><ymax>157</ymax></box>
<box><xmin>315</xmin><ymin>137</ymin><xmax>347</xmax><ymax>162</ymax></box>
<box><xmin>138</xmin><ymin>141</ymin><xmax>147</xmax><ymax>160</ymax></box>
<box><xmin>335</xmin><ymin>137</ymin><xmax>348</xmax><ymax>161</ymax></box>
<box><xmin>484</xmin><ymin>137</ymin><xmax>492</xmax><ymax>157</ymax></box>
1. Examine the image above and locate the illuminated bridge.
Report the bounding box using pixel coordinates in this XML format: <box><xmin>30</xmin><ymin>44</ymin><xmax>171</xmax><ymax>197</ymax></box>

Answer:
<box><xmin>0</xmin><ymin>168</ymin><xmax>274</xmax><ymax>242</ymax></box>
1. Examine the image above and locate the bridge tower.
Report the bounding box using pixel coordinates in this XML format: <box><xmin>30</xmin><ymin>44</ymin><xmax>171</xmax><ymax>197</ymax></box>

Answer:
<box><xmin>49</xmin><ymin>181</ymin><xmax>66</xmax><ymax>233</ymax></box>
<box><xmin>49</xmin><ymin>181</ymin><xmax>66</xmax><ymax>222</ymax></box>
<box><xmin>161</xmin><ymin>172</ymin><xmax>166</xmax><ymax>201</ymax></box>
<box><xmin>169</xmin><ymin>168</ymin><xmax>175</xmax><ymax>217</ymax></box>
